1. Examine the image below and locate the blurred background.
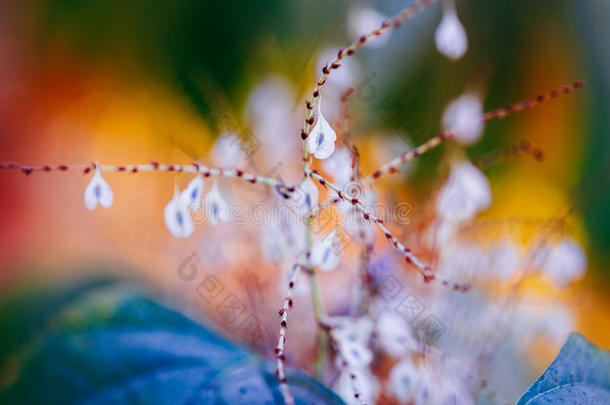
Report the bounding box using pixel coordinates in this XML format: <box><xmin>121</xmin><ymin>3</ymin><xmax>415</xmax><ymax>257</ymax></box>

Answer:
<box><xmin>1</xmin><ymin>0</ymin><xmax>609</xmax><ymax>402</ymax></box>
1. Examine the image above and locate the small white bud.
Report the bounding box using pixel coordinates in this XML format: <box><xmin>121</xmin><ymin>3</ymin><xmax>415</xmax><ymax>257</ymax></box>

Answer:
<box><xmin>293</xmin><ymin>177</ymin><xmax>319</xmax><ymax>215</ymax></box>
<box><xmin>307</xmin><ymin>97</ymin><xmax>337</xmax><ymax>160</ymax></box>
<box><xmin>164</xmin><ymin>188</ymin><xmax>195</xmax><ymax>238</ymax></box>
<box><xmin>84</xmin><ymin>167</ymin><xmax>114</xmax><ymax>210</ymax></box>
<box><xmin>205</xmin><ymin>183</ymin><xmax>230</xmax><ymax>226</ymax></box>
<box><xmin>388</xmin><ymin>360</ymin><xmax>420</xmax><ymax>403</ymax></box>
<box><xmin>442</xmin><ymin>92</ymin><xmax>484</xmax><ymax>144</ymax></box>
<box><xmin>436</xmin><ymin>161</ymin><xmax>491</xmax><ymax>222</ymax></box>
<box><xmin>376</xmin><ymin>311</ymin><xmax>418</xmax><ymax>357</ymax></box>
<box><xmin>542</xmin><ymin>238</ymin><xmax>587</xmax><ymax>287</ymax></box>
<box><xmin>310</xmin><ymin>228</ymin><xmax>343</xmax><ymax>272</ymax></box>
<box><xmin>180</xmin><ymin>174</ymin><xmax>204</xmax><ymax>210</ymax></box>
<box><xmin>435</xmin><ymin>7</ymin><xmax>468</xmax><ymax>61</ymax></box>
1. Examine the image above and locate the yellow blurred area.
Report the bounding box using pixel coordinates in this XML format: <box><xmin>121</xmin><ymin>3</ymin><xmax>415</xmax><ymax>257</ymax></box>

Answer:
<box><xmin>477</xmin><ymin>35</ymin><xmax>610</xmax><ymax>353</ymax></box>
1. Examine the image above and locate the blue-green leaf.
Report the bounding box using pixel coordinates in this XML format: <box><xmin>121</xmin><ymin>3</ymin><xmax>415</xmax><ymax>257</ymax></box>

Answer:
<box><xmin>0</xmin><ymin>279</ymin><xmax>344</xmax><ymax>405</ymax></box>
<box><xmin>517</xmin><ymin>333</ymin><xmax>610</xmax><ymax>404</ymax></box>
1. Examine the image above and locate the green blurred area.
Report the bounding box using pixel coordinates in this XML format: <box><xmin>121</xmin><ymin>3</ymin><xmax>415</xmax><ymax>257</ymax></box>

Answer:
<box><xmin>26</xmin><ymin>0</ymin><xmax>610</xmax><ymax>273</ymax></box>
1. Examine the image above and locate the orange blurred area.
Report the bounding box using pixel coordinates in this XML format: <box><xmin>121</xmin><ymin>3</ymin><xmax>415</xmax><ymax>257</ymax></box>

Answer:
<box><xmin>0</xmin><ymin>55</ymin><xmax>212</xmax><ymax>282</ymax></box>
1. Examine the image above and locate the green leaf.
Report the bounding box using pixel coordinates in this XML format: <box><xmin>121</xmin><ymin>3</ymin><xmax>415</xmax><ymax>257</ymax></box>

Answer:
<box><xmin>517</xmin><ymin>333</ymin><xmax>610</xmax><ymax>404</ymax></box>
<box><xmin>0</xmin><ymin>279</ymin><xmax>344</xmax><ymax>405</ymax></box>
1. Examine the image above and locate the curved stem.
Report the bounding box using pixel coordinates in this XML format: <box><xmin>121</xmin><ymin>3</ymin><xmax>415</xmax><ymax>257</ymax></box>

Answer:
<box><xmin>309</xmin><ymin>170</ymin><xmax>471</xmax><ymax>292</ymax></box>
<box><xmin>1</xmin><ymin>161</ymin><xmax>296</xmax><ymax>193</ymax></box>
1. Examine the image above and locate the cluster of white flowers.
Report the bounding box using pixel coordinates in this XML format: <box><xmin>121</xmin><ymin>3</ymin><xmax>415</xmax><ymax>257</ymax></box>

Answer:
<box><xmin>435</xmin><ymin>0</ymin><xmax>484</xmax><ymax>147</ymax></box>
<box><xmin>329</xmin><ymin>316</ymin><xmax>379</xmax><ymax>405</ymax></box>
<box><xmin>327</xmin><ymin>307</ymin><xmax>478</xmax><ymax>405</ymax></box>
<box><xmin>49</xmin><ymin>2</ymin><xmax>589</xmax><ymax>404</ymax></box>
<box><xmin>84</xmin><ymin>165</ymin><xmax>231</xmax><ymax>239</ymax></box>
<box><xmin>163</xmin><ymin>177</ymin><xmax>230</xmax><ymax>238</ymax></box>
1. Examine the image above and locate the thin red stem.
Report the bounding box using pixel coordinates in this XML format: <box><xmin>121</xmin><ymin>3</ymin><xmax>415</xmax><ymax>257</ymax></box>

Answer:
<box><xmin>309</xmin><ymin>171</ymin><xmax>470</xmax><ymax>292</ymax></box>
<box><xmin>363</xmin><ymin>80</ymin><xmax>586</xmax><ymax>183</ymax></box>
<box><xmin>0</xmin><ymin>161</ymin><xmax>296</xmax><ymax>194</ymax></box>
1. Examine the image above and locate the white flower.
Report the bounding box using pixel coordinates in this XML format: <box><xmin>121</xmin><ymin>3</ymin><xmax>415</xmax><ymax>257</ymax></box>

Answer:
<box><xmin>435</xmin><ymin>6</ymin><xmax>468</xmax><ymax>60</ymax></box>
<box><xmin>436</xmin><ymin>161</ymin><xmax>491</xmax><ymax>222</ymax></box>
<box><xmin>329</xmin><ymin>316</ymin><xmax>374</xmax><ymax>346</ymax></box>
<box><xmin>322</xmin><ymin>147</ymin><xmax>353</xmax><ymax>186</ymax></box>
<box><xmin>330</xmin><ymin>320</ymin><xmax>376</xmax><ymax>399</ymax></box>
<box><xmin>388</xmin><ymin>359</ymin><xmax>420</xmax><ymax>403</ymax></box>
<box><xmin>333</xmin><ymin>367</ymin><xmax>379</xmax><ymax>405</ymax></box>
<box><xmin>245</xmin><ymin>77</ymin><xmax>299</xmax><ymax>160</ymax></box>
<box><xmin>375</xmin><ymin>311</ymin><xmax>418</xmax><ymax>357</ymax></box>
<box><xmin>180</xmin><ymin>174</ymin><xmax>204</xmax><ymax>210</ymax></box>
<box><xmin>205</xmin><ymin>183</ymin><xmax>230</xmax><ymax>226</ymax></box>
<box><xmin>542</xmin><ymin>238</ymin><xmax>587</xmax><ymax>287</ymax></box>
<box><xmin>347</xmin><ymin>6</ymin><xmax>389</xmax><ymax>48</ymax></box>
<box><xmin>436</xmin><ymin>375</ymin><xmax>475</xmax><ymax>405</ymax></box>
<box><xmin>293</xmin><ymin>177</ymin><xmax>319</xmax><ymax>215</ymax></box>
<box><xmin>164</xmin><ymin>188</ymin><xmax>195</xmax><ymax>238</ymax></box>
<box><xmin>442</xmin><ymin>93</ymin><xmax>483</xmax><ymax>144</ymax></box>
<box><xmin>310</xmin><ymin>228</ymin><xmax>343</xmax><ymax>272</ymax></box>
<box><xmin>337</xmin><ymin>340</ymin><xmax>374</xmax><ymax>369</ymax></box>
<box><xmin>212</xmin><ymin>132</ymin><xmax>245</xmax><ymax>167</ymax></box>
<box><xmin>411</xmin><ymin>365</ymin><xmax>440</xmax><ymax>405</ymax></box>
<box><xmin>307</xmin><ymin>97</ymin><xmax>337</xmax><ymax>160</ymax></box>
<box><xmin>329</xmin><ymin>316</ymin><xmax>374</xmax><ymax>368</ymax></box>
<box><xmin>84</xmin><ymin>167</ymin><xmax>114</xmax><ymax>210</ymax></box>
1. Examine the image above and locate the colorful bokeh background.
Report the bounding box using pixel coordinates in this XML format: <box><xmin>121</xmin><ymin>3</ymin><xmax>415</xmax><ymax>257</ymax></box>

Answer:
<box><xmin>1</xmin><ymin>0</ymin><xmax>609</xmax><ymax>395</ymax></box>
